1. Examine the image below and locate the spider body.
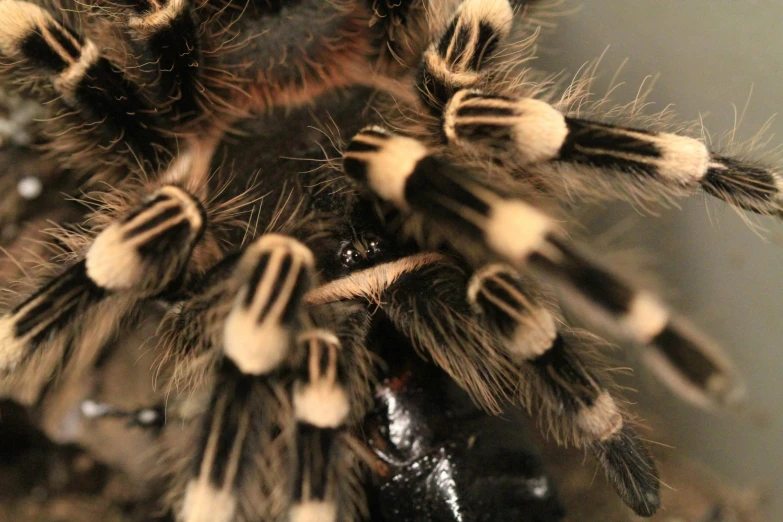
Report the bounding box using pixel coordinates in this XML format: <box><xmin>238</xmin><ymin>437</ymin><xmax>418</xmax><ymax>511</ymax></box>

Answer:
<box><xmin>364</xmin><ymin>332</ymin><xmax>565</xmax><ymax>522</ymax></box>
<box><xmin>0</xmin><ymin>0</ymin><xmax>777</xmax><ymax>520</ymax></box>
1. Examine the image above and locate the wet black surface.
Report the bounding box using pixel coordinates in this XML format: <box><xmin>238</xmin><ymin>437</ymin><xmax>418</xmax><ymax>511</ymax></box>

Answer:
<box><xmin>365</xmin><ymin>326</ymin><xmax>566</xmax><ymax>522</ymax></box>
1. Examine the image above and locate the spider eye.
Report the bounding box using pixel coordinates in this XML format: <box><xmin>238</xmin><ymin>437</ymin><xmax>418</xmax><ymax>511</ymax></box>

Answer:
<box><xmin>339</xmin><ymin>243</ymin><xmax>362</xmax><ymax>268</ymax></box>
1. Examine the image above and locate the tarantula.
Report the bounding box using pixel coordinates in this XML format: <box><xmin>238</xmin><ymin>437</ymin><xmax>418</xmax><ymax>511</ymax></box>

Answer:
<box><xmin>0</xmin><ymin>0</ymin><xmax>777</xmax><ymax>520</ymax></box>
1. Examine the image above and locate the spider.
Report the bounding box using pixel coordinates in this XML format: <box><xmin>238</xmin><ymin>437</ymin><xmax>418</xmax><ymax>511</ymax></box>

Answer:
<box><xmin>0</xmin><ymin>0</ymin><xmax>778</xmax><ymax>520</ymax></box>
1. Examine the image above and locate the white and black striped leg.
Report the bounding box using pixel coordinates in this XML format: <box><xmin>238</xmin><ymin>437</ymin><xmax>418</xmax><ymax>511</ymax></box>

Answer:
<box><xmin>467</xmin><ymin>264</ymin><xmax>659</xmax><ymax>517</ymax></box>
<box><xmin>181</xmin><ymin>235</ymin><xmax>316</xmax><ymax>522</ymax></box>
<box><xmin>417</xmin><ymin>0</ymin><xmax>513</xmax><ymax>113</ymax></box>
<box><xmin>0</xmin><ymin>0</ymin><xmax>174</xmax><ymax>171</ymax></box>
<box><xmin>223</xmin><ymin>234</ymin><xmax>315</xmax><ymax>375</ymax></box>
<box><xmin>86</xmin><ymin>186</ymin><xmax>205</xmax><ymax>293</ymax></box>
<box><xmin>343</xmin><ymin>127</ymin><xmax>743</xmax><ymax>409</ymax></box>
<box><xmin>163</xmin><ymin>233</ymin><xmax>317</xmax><ymax>393</ymax></box>
<box><xmin>182</xmin><ymin>358</ymin><xmax>288</xmax><ymax>522</ymax></box>
<box><xmin>443</xmin><ymin>90</ymin><xmax>783</xmax><ymax>215</ymax></box>
<box><xmin>0</xmin><ymin>185</ymin><xmax>204</xmax><ymax>371</ymax></box>
<box><xmin>111</xmin><ymin>0</ymin><xmax>202</xmax><ymax>124</ymax></box>
<box><xmin>290</xmin><ymin>329</ymin><xmax>353</xmax><ymax>522</ymax></box>
<box><xmin>527</xmin><ymin>238</ymin><xmax>745</xmax><ymax>410</ymax></box>
<box><xmin>306</xmin><ymin>301</ymin><xmax>375</xmax><ymax>423</ymax></box>
<box><xmin>0</xmin><ymin>261</ymin><xmax>105</xmax><ymax>373</ymax></box>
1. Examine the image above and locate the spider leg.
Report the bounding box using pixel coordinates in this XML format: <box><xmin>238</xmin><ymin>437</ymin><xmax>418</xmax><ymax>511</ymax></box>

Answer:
<box><xmin>309</xmin><ymin>253</ymin><xmax>659</xmax><ymax>516</ymax></box>
<box><xmin>182</xmin><ymin>356</ymin><xmax>287</xmax><ymax>522</ymax></box>
<box><xmin>178</xmin><ymin>234</ymin><xmax>366</xmax><ymax>522</ymax></box>
<box><xmin>442</xmin><ymin>90</ymin><xmax>783</xmax><ymax>216</ymax></box>
<box><xmin>101</xmin><ymin>0</ymin><xmax>202</xmax><ymax>125</ymax></box>
<box><xmin>416</xmin><ymin>0</ymin><xmax>782</xmax><ymax>216</ymax></box>
<box><xmin>228</xmin><ymin>236</ymin><xmax>364</xmax><ymax>520</ymax></box>
<box><xmin>290</xmin><ymin>328</ymin><xmax>355</xmax><ymax>522</ymax></box>
<box><xmin>0</xmin><ymin>0</ymin><xmax>175</xmax><ymax>177</ymax></box>
<box><xmin>307</xmin><ymin>254</ymin><xmax>518</xmax><ymax>414</ymax></box>
<box><xmin>181</xmin><ymin>234</ymin><xmax>314</xmax><ymax>522</ymax></box>
<box><xmin>0</xmin><ymin>185</ymin><xmax>204</xmax><ymax>375</ymax></box>
<box><xmin>467</xmin><ymin>263</ymin><xmax>659</xmax><ymax>516</ymax></box>
<box><xmin>416</xmin><ymin>0</ymin><xmax>514</xmax><ymax>114</ymax></box>
<box><xmin>222</xmin><ymin>234</ymin><xmax>314</xmax><ymax>375</ymax></box>
<box><xmin>343</xmin><ymin>127</ymin><xmax>743</xmax><ymax>410</ymax></box>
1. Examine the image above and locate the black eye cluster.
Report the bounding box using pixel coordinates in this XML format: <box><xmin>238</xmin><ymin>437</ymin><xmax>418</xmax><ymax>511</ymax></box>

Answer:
<box><xmin>339</xmin><ymin>237</ymin><xmax>384</xmax><ymax>269</ymax></box>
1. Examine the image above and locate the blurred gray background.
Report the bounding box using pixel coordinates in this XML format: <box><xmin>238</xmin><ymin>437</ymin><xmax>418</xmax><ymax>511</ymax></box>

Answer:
<box><xmin>534</xmin><ymin>0</ymin><xmax>783</xmax><ymax>518</ymax></box>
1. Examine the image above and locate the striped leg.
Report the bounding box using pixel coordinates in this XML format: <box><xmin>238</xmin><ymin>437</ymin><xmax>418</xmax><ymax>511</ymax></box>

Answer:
<box><xmin>417</xmin><ymin>0</ymin><xmax>514</xmax><ymax>113</ymax></box>
<box><xmin>181</xmin><ymin>234</ymin><xmax>315</xmax><ymax>522</ymax></box>
<box><xmin>161</xmin><ymin>233</ymin><xmax>321</xmax><ymax>395</ymax></box>
<box><xmin>291</xmin><ymin>329</ymin><xmax>355</xmax><ymax>522</ymax></box>
<box><xmin>0</xmin><ymin>185</ymin><xmax>204</xmax><ymax>373</ymax></box>
<box><xmin>418</xmin><ymin>0</ymin><xmax>783</xmax><ymax>216</ymax></box>
<box><xmin>294</xmin><ymin>302</ymin><xmax>373</xmax><ymax>522</ymax></box>
<box><xmin>343</xmin><ymin>127</ymin><xmax>743</xmax><ymax>410</ymax></box>
<box><xmin>223</xmin><ymin>234</ymin><xmax>315</xmax><ymax>375</ymax></box>
<box><xmin>305</xmin><ymin>251</ymin><xmax>659</xmax><ymax>515</ymax></box>
<box><xmin>467</xmin><ymin>264</ymin><xmax>659</xmax><ymax>516</ymax></box>
<box><xmin>442</xmin><ymin>90</ymin><xmax>783</xmax><ymax>216</ymax></box>
<box><xmin>0</xmin><ymin>0</ymin><xmax>174</xmax><ymax>176</ymax></box>
<box><xmin>182</xmin><ymin>358</ymin><xmax>289</xmax><ymax>522</ymax></box>
<box><xmin>180</xmin><ymin>235</ymin><xmax>367</xmax><ymax>521</ymax></box>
